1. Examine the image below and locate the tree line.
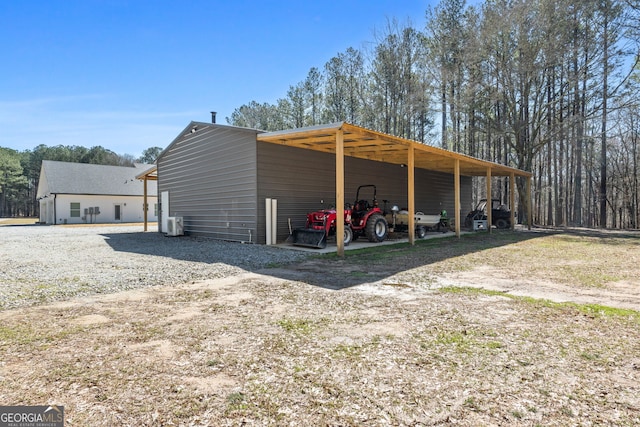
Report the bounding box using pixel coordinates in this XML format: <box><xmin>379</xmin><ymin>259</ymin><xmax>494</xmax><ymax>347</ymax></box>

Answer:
<box><xmin>228</xmin><ymin>0</ymin><xmax>640</xmax><ymax>229</ymax></box>
<box><xmin>0</xmin><ymin>145</ymin><xmax>162</xmax><ymax>217</ymax></box>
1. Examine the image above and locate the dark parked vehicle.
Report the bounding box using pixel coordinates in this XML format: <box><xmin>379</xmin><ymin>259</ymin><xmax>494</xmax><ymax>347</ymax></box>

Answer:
<box><xmin>465</xmin><ymin>199</ymin><xmax>512</xmax><ymax>229</ymax></box>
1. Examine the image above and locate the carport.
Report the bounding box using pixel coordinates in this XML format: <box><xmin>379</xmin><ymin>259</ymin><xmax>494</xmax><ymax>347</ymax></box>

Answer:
<box><xmin>256</xmin><ymin>122</ymin><xmax>532</xmax><ymax>256</ymax></box>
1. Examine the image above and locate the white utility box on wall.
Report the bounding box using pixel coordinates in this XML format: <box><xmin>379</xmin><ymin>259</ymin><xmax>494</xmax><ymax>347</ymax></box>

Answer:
<box><xmin>166</xmin><ymin>217</ymin><xmax>184</xmax><ymax>236</ymax></box>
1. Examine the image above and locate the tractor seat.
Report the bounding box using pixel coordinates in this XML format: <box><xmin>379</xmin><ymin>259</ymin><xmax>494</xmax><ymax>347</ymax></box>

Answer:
<box><xmin>352</xmin><ymin>200</ymin><xmax>368</xmax><ymax>220</ymax></box>
<box><xmin>355</xmin><ymin>200</ymin><xmax>369</xmax><ymax>211</ymax></box>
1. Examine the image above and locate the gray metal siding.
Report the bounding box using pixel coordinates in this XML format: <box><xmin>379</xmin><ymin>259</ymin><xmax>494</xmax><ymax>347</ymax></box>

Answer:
<box><xmin>256</xmin><ymin>143</ymin><xmax>336</xmax><ymax>244</ymax></box>
<box><xmin>158</xmin><ymin>125</ymin><xmax>259</xmax><ymax>241</ymax></box>
<box><xmin>256</xmin><ymin>143</ymin><xmax>472</xmax><ymax>243</ymax></box>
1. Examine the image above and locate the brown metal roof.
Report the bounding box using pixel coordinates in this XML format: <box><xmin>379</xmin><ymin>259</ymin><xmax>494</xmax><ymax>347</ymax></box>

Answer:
<box><xmin>257</xmin><ymin>122</ymin><xmax>531</xmax><ymax>177</ymax></box>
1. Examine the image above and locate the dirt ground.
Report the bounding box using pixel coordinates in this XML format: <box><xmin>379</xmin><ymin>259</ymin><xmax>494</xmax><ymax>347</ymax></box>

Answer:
<box><xmin>1</xmin><ymin>228</ymin><xmax>639</xmax><ymax>426</ymax></box>
<box><xmin>272</xmin><ymin>227</ymin><xmax>640</xmax><ymax>312</ymax></box>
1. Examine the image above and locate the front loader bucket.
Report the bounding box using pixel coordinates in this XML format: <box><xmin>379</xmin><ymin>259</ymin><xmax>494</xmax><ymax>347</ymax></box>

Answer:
<box><xmin>292</xmin><ymin>229</ymin><xmax>327</xmax><ymax>249</ymax></box>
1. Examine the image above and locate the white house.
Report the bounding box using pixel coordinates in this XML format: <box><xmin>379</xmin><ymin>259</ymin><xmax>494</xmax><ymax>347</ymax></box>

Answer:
<box><xmin>36</xmin><ymin>160</ymin><xmax>158</xmax><ymax>225</ymax></box>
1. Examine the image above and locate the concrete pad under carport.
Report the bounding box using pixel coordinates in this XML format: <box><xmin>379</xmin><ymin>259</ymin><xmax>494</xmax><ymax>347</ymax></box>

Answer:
<box><xmin>275</xmin><ymin>230</ymin><xmax>468</xmax><ymax>253</ymax></box>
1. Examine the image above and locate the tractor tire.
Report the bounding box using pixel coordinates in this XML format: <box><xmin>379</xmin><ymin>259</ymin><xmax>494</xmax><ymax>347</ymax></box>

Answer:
<box><xmin>416</xmin><ymin>225</ymin><xmax>427</xmax><ymax>238</ymax></box>
<box><xmin>365</xmin><ymin>214</ymin><xmax>389</xmax><ymax>242</ymax></box>
<box><xmin>495</xmin><ymin>218</ymin><xmax>509</xmax><ymax>229</ymax></box>
<box><xmin>343</xmin><ymin>226</ymin><xmax>353</xmax><ymax>246</ymax></box>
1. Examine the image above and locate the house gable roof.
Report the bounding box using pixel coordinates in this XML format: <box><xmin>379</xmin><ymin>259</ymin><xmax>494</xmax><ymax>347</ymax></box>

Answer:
<box><xmin>37</xmin><ymin>161</ymin><xmax>158</xmax><ymax>198</ymax></box>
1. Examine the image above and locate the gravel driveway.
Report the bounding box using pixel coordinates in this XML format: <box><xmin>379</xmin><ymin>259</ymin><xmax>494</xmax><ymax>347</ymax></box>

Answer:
<box><xmin>0</xmin><ymin>224</ymin><xmax>310</xmax><ymax>310</ymax></box>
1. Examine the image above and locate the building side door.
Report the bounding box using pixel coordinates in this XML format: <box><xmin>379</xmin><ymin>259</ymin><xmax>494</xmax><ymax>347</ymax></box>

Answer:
<box><xmin>114</xmin><ymin>204</ymin><xmax>122</xmax><ymax>222</ymax></box>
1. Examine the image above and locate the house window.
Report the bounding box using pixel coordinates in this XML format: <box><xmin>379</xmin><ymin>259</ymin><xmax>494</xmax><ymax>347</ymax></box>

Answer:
<box><xmin>70</xmin><ymin>202</ymin><xmax>80</xmax><ymax>217</ymax></box>
<box><xmin>154</xmin><ymin>203</ymin><xmax>158</xmax><ymax>217</ymax></box>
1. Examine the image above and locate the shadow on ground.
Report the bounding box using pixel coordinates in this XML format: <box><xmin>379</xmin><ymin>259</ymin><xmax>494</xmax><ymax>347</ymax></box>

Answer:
<box><xmin>100</xmin><ymin>228</ymin><xmax>553</xmax><ymax>290</ymax></box>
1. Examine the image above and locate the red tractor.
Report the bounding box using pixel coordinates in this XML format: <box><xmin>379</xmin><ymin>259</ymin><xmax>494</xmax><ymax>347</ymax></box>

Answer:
<box><xmin>292</xmin><ymin>185</ymin><xmax>389</xmax><ymax>249</ymax></box>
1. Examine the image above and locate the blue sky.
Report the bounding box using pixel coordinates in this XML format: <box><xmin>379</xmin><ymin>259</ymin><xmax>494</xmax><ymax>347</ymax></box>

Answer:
<box><xmin>0</xmin><ymin>1</ymin><xmax>434</xmax><ymax>158</ymax></box>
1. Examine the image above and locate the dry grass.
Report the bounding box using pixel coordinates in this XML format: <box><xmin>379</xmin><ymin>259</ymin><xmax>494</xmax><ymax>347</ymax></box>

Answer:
<box><xmin>0</xmin><ymin>217</ymin><xmax>39</xmax><ymax>225</ymax></box>
<box><xmin>1</xmin><ymin>229</ymin><xmax>639</xmax><ymax>426</ymax></box>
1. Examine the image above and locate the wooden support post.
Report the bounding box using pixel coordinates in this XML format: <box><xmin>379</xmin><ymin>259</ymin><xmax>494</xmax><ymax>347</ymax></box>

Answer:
<box><xmin>336</xmin><ymin>129</ymin><xmax>345</xmax><ymax>257</ymax></box>
<box><xmin>486</xmin><ymin>168</ymin><xmax>492</xmax><ymax>234</ymax></box>
<box><xmin>510</xmin><ymin>173</ymin><xmax>516</xmax><ymax>230</ymax></box>
<box><xmin>143</xmin><ymin>177</ymin><xmax>148</xmax><ymax>232</ymax></box>
<box><xmin>455</xmin><ymin>159</ymin><xmax>461</xmax><ymax>238</ymax></box>
<box><xmin>527</xmin><ymin>175</ymin><xmax>532</xmax><ymax>230</ymax></box>
<box><xmin>408</xmin><ymin>146</ymin><xmax>415</xmax><ymax>245</ymax></box>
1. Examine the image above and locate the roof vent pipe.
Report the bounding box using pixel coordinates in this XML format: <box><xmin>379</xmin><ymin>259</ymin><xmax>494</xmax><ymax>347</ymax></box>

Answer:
<box><xmin>211</xmin><ymin>111</ymin><xmax>217</xmax><ymax>124</ymax></box>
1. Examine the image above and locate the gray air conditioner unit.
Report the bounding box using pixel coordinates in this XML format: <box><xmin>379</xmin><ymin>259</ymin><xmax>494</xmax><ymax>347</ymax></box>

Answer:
<box><xmin>166</xmin><ymin>216</ymin><xmax>184</xmax><ymax>237</ymax></box>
